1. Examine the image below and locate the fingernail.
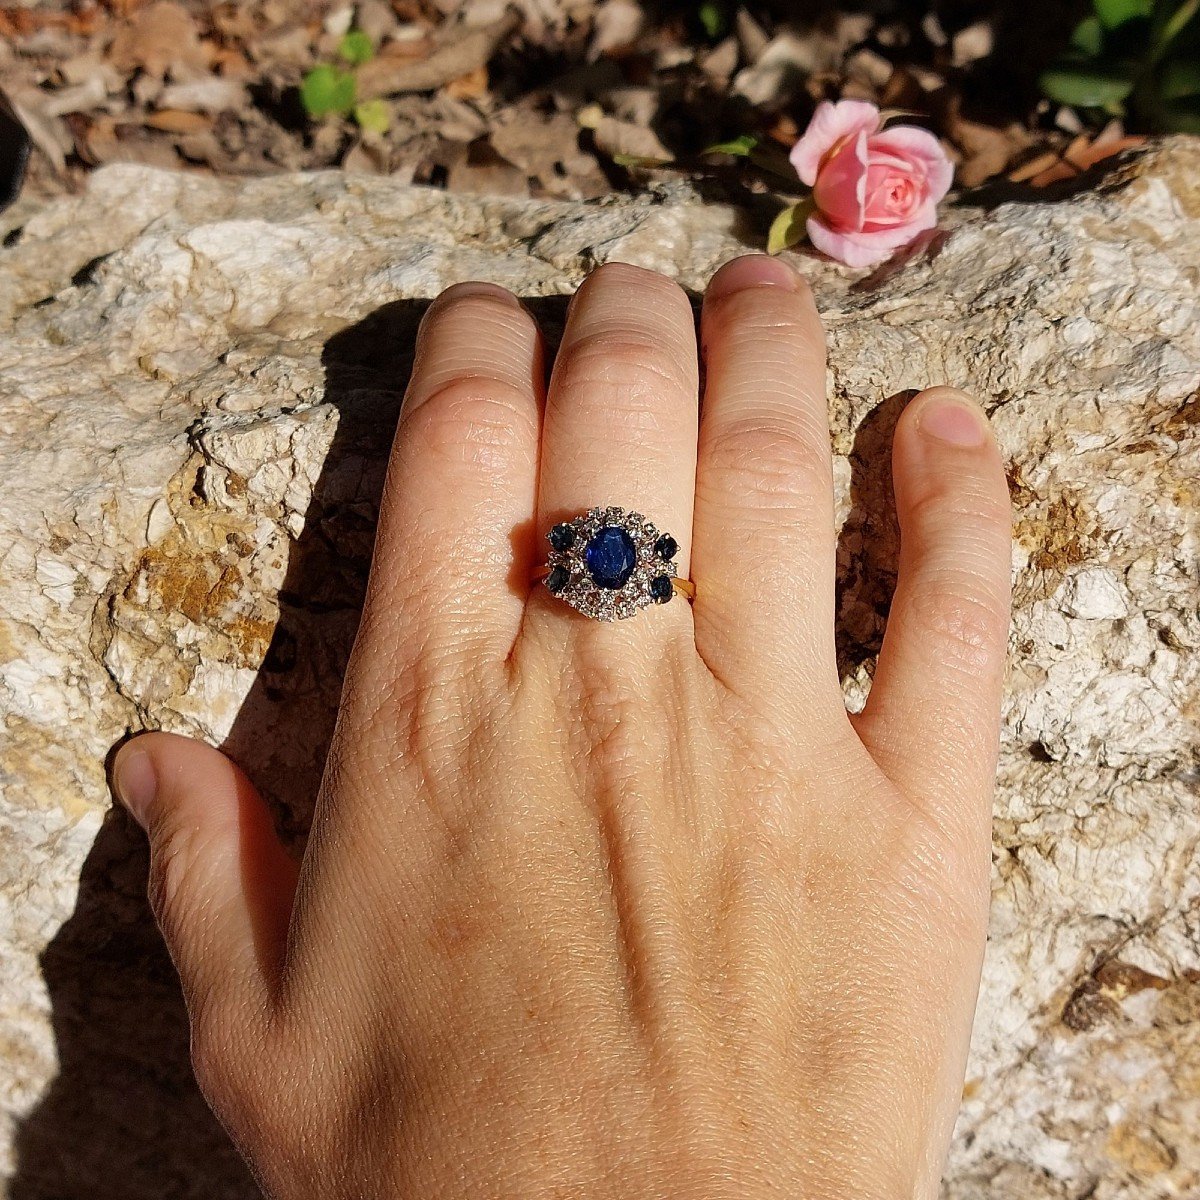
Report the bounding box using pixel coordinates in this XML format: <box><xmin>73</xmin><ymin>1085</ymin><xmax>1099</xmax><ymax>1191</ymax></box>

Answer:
<box><xmin>707</xmin><ymin>254</ymin><xmax>802</xmax><ymax>301</ymax></box>
<box><xmin>440</xmin><ymin>281</ymin><xmax>522</xmax><ymax>309</ymax></box>
<box><xmin>113</xmin><ymin>747</ymin><xmax>157</xmax><ymax>828</ymax></box>
<box><xmin>918</xmin><ymin>393</ymin><xmax>989</xmax><ymax>448</ymax></box>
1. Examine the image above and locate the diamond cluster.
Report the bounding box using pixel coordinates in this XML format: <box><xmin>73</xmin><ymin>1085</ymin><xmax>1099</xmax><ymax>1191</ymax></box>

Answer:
<box><xmin>543</xmin><ymin>506</ymin><xmax>679</xmax><ymax>621</ymax></box>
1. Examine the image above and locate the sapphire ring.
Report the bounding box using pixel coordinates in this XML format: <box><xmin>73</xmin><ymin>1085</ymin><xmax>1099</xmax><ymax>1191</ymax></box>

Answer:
<box><xmin>532</xmin><ymin>506</ymin><xmax>696</xmax><ymax>622</ymax></box>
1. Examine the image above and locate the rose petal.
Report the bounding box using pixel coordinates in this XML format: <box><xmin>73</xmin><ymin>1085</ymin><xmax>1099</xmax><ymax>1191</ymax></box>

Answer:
<box><xmin>807</xmin><ymin>202</ymin><xmax>938</xmax><ymax>268</ymax></box>
<box><xmin>812</xmin><ymin>130</ymin><xmax>869</xmax><ymax>231</ymax></box>
<box><xmin>861</xmin><ymin>200</ymin><xmax>938</xmax><ymax>238</ymax></box>
<box><xmin>869</xmin><ymin>125</ymin><xmax>954</xmax><ymax>203</ymax></box>
<box><xmin>863</xmin><ymin>161</ymin><xmax>922</xmax><ymax>225</ymax></box>
<box><xmin>789</xmin><ymin>98</ymin><xmax>881</xmax><ymax>187</ymax></box>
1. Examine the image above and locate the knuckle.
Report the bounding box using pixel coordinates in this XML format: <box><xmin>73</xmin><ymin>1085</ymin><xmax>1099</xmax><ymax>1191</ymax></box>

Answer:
<box><xmin>906</xmin><ymin>579</ymin><xmax>1009</xmax><ymax>673</ymax></box>
<box><xmin>402</xmin><ymin>377</ymin><xmax>538</xmax><ymax>469</ymax></box>
<box><xmin>907</xmin><ymin>482</ymin><xmax>1011</xmax><ymax>539</ymax></box>
<box><xmin>703</xmin><ymin>415</ymin><xmax>832</xmax><ymax>509</ymax></box>
<box><xmin>559</xmin><ymin>328</ymin><xmax>691</xmax><ymax>392</ymax></box>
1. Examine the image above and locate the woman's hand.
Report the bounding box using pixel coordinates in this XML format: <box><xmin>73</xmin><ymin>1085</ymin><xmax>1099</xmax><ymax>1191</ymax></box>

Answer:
<box><xmin>112</xmin><ymin>255</ymin><xmax>1011</xmax><ymax>1200</ymax></box>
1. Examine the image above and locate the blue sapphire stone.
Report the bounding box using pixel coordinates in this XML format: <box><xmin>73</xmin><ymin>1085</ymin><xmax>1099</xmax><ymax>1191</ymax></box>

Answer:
<box><xmin>584</xmin><ymin>525</ymin><xmax>637</xmax><ymax>589</ymax></box>
<box><xmin>545</xmin><ymin>565</ymin><xmax>571</xmax><ymax>594</ymax></box>
<box><xmin>649</xmin><ymin>575</ymin><xmax>673</xmax><ymax>604</ymax></box>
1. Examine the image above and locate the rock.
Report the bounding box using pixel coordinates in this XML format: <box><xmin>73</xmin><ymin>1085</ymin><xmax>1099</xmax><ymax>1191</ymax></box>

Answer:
<box><xmin>1</xmin><ymin>140</ymin><xmax>1198</xmax><ymax>1198</ymax></box>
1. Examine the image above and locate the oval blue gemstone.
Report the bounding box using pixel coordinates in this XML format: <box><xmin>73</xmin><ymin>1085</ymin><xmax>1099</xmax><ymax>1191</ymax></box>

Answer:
<box><xmin>584</xmin><ymin>525</ymin><xmax>637</xmax><ymax>589</ymax></box>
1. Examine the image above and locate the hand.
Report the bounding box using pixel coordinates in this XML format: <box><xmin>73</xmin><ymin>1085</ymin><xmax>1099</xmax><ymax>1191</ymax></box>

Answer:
<box><xmin>112</xmin><ymin>255</ymin><xmax>1011</xmax><ymax>1200</ymax></box>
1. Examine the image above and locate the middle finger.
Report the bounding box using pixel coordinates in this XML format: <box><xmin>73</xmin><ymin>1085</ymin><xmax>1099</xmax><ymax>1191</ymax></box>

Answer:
<box><xmin>533</xmin><ymin>263</ymin><xmax>699</xmax><ymax>599</ymax></box>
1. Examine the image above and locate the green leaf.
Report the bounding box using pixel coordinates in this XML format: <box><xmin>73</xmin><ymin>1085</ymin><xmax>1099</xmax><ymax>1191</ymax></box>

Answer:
<box><xmin>1154</xmin><ymin>0</ymin><xmax>1200</xmax><ymax>55</ymax></box>
<box><xmin>1093</xmin><ymin>0</ymin><xmax>1152</xmax><ymax>28</ymax></box>
<box><xmin>339</xmin><ymin>29</ymin><xmax>375</xmax><ymax>66</ymax></box>
<box><xmin>697</xmin><ymin>1</ymin><xmax>727</xmax><ymax>40</ymax></box>
<box><xmin>767</xmin><ymin>199</ymin><xmax>813</xmax><ymax>255</ymax></box>
<box><xmin>1040</xmin><ymin>62</ymin><xmax>1137</xmax><ymax>106</ymax></box>
<box><xmin>702</xmin><ymin>134</ymin><xmax>759</xmax><ymax>156</ymax></box>
<box><xmin>354</xmin><ymin>98</ymin><xmax>390</xmax><ymax>134</ymax></box>
<box><xmin>300</xmin><ymin>64</ymin><xmax>357</xmax><ymax>118</ymax></box>
<box><xmin>1071</xmin><ymin>14</ymin><xmax>1105</xmax><ymax>54</ymax></box>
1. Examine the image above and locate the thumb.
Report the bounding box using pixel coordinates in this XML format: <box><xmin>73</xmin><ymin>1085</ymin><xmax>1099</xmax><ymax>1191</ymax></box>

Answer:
<box><xmin>111</xmin><ymin>732</ymin><xmax>298</xmax><ymax>1032</ymax></box>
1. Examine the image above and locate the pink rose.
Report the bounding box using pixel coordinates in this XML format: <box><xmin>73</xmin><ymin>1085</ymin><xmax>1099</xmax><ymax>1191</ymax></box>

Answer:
<box><xmin>789</xmin><ymin>99</ymin><xmax>953</xmax><ymax>269</ymax></box>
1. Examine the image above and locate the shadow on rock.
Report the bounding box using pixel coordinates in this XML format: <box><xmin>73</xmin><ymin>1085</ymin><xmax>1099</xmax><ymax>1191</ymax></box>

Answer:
<box><xmin>835</xmin><ymin>389</ymin><xmax>912</xmax><ymax>683</ymax></box>
<box><xmin>7</xmin><ymin>809</ymin><xmax>258</xmax><ymax>1200</ymax></box>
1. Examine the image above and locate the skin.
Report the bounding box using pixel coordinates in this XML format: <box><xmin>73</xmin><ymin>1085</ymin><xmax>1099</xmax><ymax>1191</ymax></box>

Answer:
<box><xmin>111</xmin><ymin>255</ymin><xmax>1012</xmax><ymax>1200</ymax></box>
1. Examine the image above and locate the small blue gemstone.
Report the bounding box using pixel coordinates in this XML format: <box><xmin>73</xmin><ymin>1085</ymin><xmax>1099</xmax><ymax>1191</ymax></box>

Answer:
<box><xmin>548</xmin><ymin>523</ymin><xmax>576</xmax><ymax>551</ymax></box>
<box><xmin>654</xmin><ymin>534</ymin><xmax>678</xmax><ymax>561</ymax></box>
<box><xmin>545</xmin><ymin>565</ymin><xmax>571</xmax><ymax>593</ymax></box>
<box><xmin>584</xmin><ymin>525</ymin><xmax>637</xmax><ymax>589</ymax></box>
<box><xmin>650</xmin><ymin>575</ymin><xmax>673</xmax><ymax>603</ymax></box>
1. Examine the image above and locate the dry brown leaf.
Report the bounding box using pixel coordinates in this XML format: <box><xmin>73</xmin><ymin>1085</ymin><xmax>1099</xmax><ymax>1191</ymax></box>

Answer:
<box><xmin>59</xmin><ymin>54</ymin><xmax>124</xmax><ymax>92</ymax></box>
<box><xmin>78</xmin><ymin>116</ymin><xmax>183</xmax><ymax>169</ymax></box>
<box><xmin>253</xmin><ymin>24</ymin><xmax>315</xmax><ymax>68</ymax></box>
<box><xmin>209</xmin><ymin>4</ymin><xmax>258</xmax><ymax>45</ymax></box>
<box><xmin>732</xmin><ymin>33</ymin><xmax>814</xmax><ymax>108</ymax></box>
<box><xmin>0</xmin><ymin>7</ymin><xmax>103</xmax><ymax>38</ymax></box>
<box><xmin>209</xmin><ymin>48</ymin><xmax>254</xmax><ymax>80</ymax></box>
<box><xmin>952</xmin><ymin>116</ymin><xmax>1027</xmax><ymax>188</ymax></box>
<box><xmin>491</xmin><ymin>107</ymin><xmax>606</xmax><ymax>198</ymax></box>
<box><xmin>843</xmin><ymin>48</ymin><xmax>893</xmax><ymax>94</ymax></box>
<box><xmin>589</xmin><ymin>0</ymin><xmax>643</xmax><ymax>61</ymax></box>
<box><xmin>7</xmin><ymin>104</ymin><xmax>67</xmax><ymax>177</ymax></box>
<box><xmin>589</xmin><ymin>114</ymin><xmax>670</xmax><ymax>163</ymax></box>
<box><xmin>879</xmin><ymin>67</ymin><xmax>926</xmax><ymax>112</ymax></box>
<box><xmin>1021</xmin><ymin>133</ymin><xmax>1145</xmax><ymax>187</ymax></box>
<box><xmin>355</xmin><ymin>0</ymin><xmax>397</xmax><ymax>45</ymax></box>
<box><xmin>343</xmin><ymin>138</ymin><xmax>389</xmax><ymax>175</ymax></box>
<box><xmin>767</xmin><ymin>113</ymin><xmax>800</xmax><ymax>144</ymax></box>
<box><xmin>357</xmin><ymin>10</ymin><xmax>519</xmax><ymax>100</ymax></box>
<box><xmin>734</xmin><ymin>8</ymin><xmax>769</xmax><ymax>63</ymax></box>
<box><xmin>444</xmin><ymin>64</ymin><xmax>489</xmax><ymax>100</ymax></box>
<box><xmin>176</xmin><ymin>129</ymin><xmax>227</xmax><ymax>167</ymax></box>
<box><xmin>157</xmin><ymin>76</ymin><xmax>248</xmax><ymax>113</ymax></box>
<box><xmin>144</xmin><ymin>109</ymin><xmax>213</xmax><ymax>134</ymax></box>
<box><xmin>700</xmin><ymin>36</ymin><xmax>739</xmax><ymax>85</ymax></box>
<box><xmin>41</xmin><ymin>78</ymin><xmax>109</xmax><ymax>119</ymax></box>
<box><xmin>107</xmin><ymin>0</ymin><xmax>153</xmax><ymax>19</ymax></box>
<box><xmin>1008</xmin><ymin>148</ymin><xmax>1062</xmax><ymax>183</ymax></box>
<box><xmin>445</xmin><ymin>137</ymin><xmax>528</xmax><ymax>196</ymax></box>
<box><xmin>383</xmin><ymin>25</ymin><xmax>437</xmax><ymax>61</ymax></box>
<box><xmin>108</xmin><ymin>2</ymin><xmax>210</xmax><ymax>77</ymax></box>
<box><xmin>952</xmin><ymin>21</ymin><xmax>993</xmax><ymax>68</ymax></box>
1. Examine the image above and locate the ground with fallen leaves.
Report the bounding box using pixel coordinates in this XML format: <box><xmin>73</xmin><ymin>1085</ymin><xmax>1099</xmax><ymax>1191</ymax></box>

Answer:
<box><xmin>1</xmin><ymin>0</ymin><xmax>1146</xmax><ymax>217</ymax></box>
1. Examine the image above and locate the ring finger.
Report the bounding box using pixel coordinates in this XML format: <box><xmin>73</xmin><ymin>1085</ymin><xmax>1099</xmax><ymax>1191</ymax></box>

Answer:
<box><xmin>527</xmin><ymin>262</ymin><xmax>699</xmax><ymax>633</ymax></box>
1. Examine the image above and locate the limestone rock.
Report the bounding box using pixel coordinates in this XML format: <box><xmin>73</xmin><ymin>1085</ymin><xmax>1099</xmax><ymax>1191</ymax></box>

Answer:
<box><xmin>1</xmin><ymin>141</ymin><xmax>1198</xmax><ymax>1198</ymax></box>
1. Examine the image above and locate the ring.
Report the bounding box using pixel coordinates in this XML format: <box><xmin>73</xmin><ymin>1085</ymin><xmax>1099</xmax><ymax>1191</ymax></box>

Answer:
<box><xmin>532</xmin><ymin>506</ymin><xmax>696</xmax><ymax>622</ymax></box>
